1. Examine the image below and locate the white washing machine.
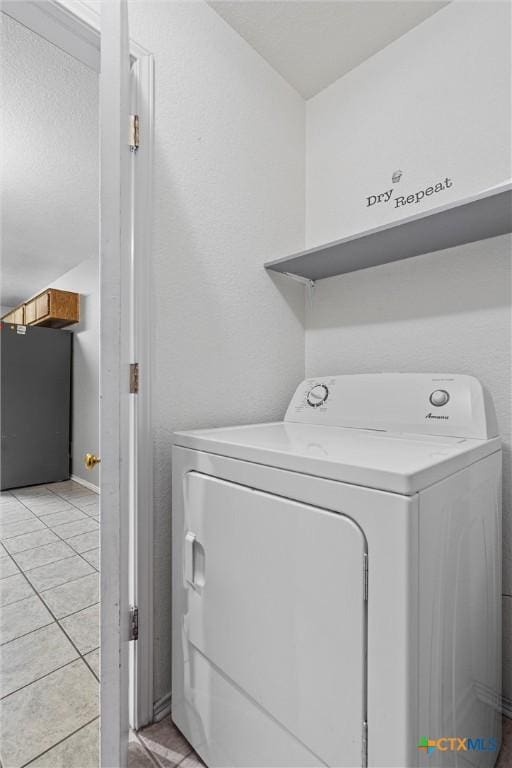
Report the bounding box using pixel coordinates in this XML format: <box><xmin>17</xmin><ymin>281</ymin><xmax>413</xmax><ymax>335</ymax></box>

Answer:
<box><xmin>171</xmin><ymin>373</ymin><xmax>502</xmax><ymax>768</ymax></box>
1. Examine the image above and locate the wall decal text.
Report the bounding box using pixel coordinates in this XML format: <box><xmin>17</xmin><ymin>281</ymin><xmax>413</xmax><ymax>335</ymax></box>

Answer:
<box><xmin>366</xmin><ymin>177</ymin><xmax>453</xmax><ymax>210</ymax></box>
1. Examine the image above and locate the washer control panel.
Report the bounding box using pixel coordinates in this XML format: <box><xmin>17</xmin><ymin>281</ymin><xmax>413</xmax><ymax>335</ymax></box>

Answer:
<box><xmin>284</xmin><ymin>373</ymin><xmax>497</xmax><ymax>440</ymax></box>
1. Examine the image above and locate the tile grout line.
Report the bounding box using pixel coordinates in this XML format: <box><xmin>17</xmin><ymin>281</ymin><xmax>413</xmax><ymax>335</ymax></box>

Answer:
<box><xmin>45</xmin><ymin>484</ymin><xmax>99</xmax><ymax>512</ymax></box>
<box><xmin>175</xmin><ymin>752</ymin><xmax>195</xmax><ymax>767</ymax></box>
<box><xmin>4</xmin><ymin>486</ymin><xmax>101</xmax><ymax>670</ymax></box>
<box><xmin>66</xmin><ymin>531</ymin><xmax>100</xmax><ymax>550</ymax></box>
<box><xmin>50</xmin><ymin>599</ymin><xmax>100</xmax><ymax>622</ymax></box>
<box><xmin>46</xmin><ymin>597</ymin><xmax>100</xmax><ymax>648</ymax></box>
<box><xmin>2</xmin><ymin>529</ymin><xmax>91</xmax><ymax>558</ymax></box>
<box><xmin>1</xmin><ymin>484</ymin><xmax>101</xmax><ymax>761</ymax></box>
<box><xmin>25</xmin><ymin>552</ymin><xmax>97</xmax><ymax>576</ymax></box>
<box><xmin>0</xmin><ymin>574</ymin><xmax>36</xmax><ymax>610</ymax></box>
<box><xmin>0</xmin><ymin>560</ymin><xmax>100</xmax><ymax>742</ymax></box>
<box><xmin>0</xmin><ymin>550</ymin><xmax>99</xmax><ymax>587</ymax></box>
<box><xmin>0</xmin><ymin>566</ymin><xmax>22</xmax><ymax>583</ymax></box>
<box><xmin>0</xmin><ymin>555</ymin><xmax>100</xmax><ymax>596</ymax></box>
<box><xmin>1</xmin><ymin>535</ymin><xmax>63</xmax><ymax>557</ymax></box>
<box><xmin>37</xmin><ymin>571</ymin><xmax>98</xmax><ymax>597</ymax></box>
<box><xmin>134</xmin><ymin>717</ymin><xmax>196</xmax><ymax>768</ymax></box>
<box><xmin>12</xmin><ymin>491</ymin><xmax>92</xmax><ymax>509</ymax></box>
<box><xmin>20</xmin><ymin>715</ymin><xmax>100</xmax><ymax>768</ymax></box>
<box><xmin>81</xmin><ymin>545</ymin><xmax>100</xmax><ymax>556</ymax></box>
<box><xmin>13</xmin><ymin>493</ymin><xmax>100</xmax><ymax>590</ymax></box>
<box><xmin>12</xmin><ymin>491</ymin><xmax>101</xmax><ymax>613</ymax></box>
<box><xmin>0</xmin><ymin>543</ymin><xmax>93</xmax><ymax>664</ymax></box>
<box><xmin>0</xmin><ymin>619</ymin><xmax>100</xmax><ymax>683</ymax></box>
<box><xmin>0</xmin><ymin>520</ymin><xmax>50</xmax><ymax>541</ymax></box>
<box><xmin>134</xmin><ymin>732</ymin><xmax>162</xmax><ymax>768</ymax></box>
<box><xmin>82</xmin><ymin>648</ymin><xmax>100</xmax><ymax>684</ymax></box>
<box><xmin>0</xmin><ymin>523</ymin><xmax>98</xmax><ymax>671</ymax></box>
<box><xmin>0</xmin><ymin>599</ymin><xmax>99</xmax><ymax>647</ymax></box>
<box><xmin>175</xmin><ymin>748</ymin><xmax>196</xmax><ymax>768</ymax></box>
<box><xmin>11</xmin><ymin>546</ymin><xmax>90</xmax><ymax>572</ymax></box>
<box><xmin>0</xmin><ymin>655</ymin><xmax>83</xmax><ymax>701</ymax></box>
<box><xmin>0</xmin><ymin>617</ymin><xmax>54</xmax><ymax>648</ymax></box>
<box><xmin>52</xmin><ymin>489</ymin><xmax>100</xmax><ymax>518</ymax></box>
<box><xmin>10</xmin><ymin>487</ymin><xmax>98</xmax><ymax>520</ymax></box>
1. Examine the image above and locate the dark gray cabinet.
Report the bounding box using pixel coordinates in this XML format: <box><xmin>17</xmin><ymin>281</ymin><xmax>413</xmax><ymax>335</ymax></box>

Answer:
<box><xmin>1</xmin><ymin>324</ymin><xmax>72</xmax><ymax>490</ymax></box>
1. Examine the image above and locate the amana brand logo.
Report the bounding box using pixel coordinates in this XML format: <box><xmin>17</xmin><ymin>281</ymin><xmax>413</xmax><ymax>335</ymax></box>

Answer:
<box><xmin>366</xmin><ymin>176</ymin><xmax>453</xmax><ymax>210</ymax></box>
<box><xmin>417</xmin><ymin>736</ymin><xmax>497</xmax><ymax>755</ymax></box>
<box><xmin>425</xmin><ymin>413</ymin><xmax>449</xmax><ymax>420</ymax></box>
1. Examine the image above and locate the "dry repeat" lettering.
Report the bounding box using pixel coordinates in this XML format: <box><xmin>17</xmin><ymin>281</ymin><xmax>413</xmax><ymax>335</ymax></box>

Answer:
<box><xmin>366</xmin><ymin>177</ymin><xmax>453</xmax><ymax>209</ymax></box>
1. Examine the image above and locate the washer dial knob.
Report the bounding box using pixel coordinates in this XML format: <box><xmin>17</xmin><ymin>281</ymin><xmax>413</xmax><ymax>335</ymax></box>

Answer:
<box><xmin>429</xmin><ymin>389</ymin><xmax>450</xmax><ymax>407</ymax></box>
<box><xmin>307</xmin><ymin>384</ymin><xmax>329</xmax><ymax>408</ymax></box>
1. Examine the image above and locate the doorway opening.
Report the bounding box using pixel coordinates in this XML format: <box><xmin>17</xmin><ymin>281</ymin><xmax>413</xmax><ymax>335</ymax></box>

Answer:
<box><xmin>0</xmin><ymin>1</ymin><xmax>153</xmax><ymax>765</ymax></box>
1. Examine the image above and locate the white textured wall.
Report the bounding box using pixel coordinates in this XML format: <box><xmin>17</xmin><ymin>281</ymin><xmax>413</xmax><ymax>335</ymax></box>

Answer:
<box><xmin>305</xmin><ymin>2</ymin><xmax>512</xmax><ymax>706</ymax></box>
<box><xmin>127</xmin><ymin>0</ymin><xmax>305</xmax><ymax>704</ymax></box>
<box><xmin>306</xmin><ymin>1</ymin><xmax>511</xmax><ymax>245</ymax></box>
<box><xmin>37</xmin><ymin>258</ymin><xmax>100</xmax><ymax>488</ymax></box>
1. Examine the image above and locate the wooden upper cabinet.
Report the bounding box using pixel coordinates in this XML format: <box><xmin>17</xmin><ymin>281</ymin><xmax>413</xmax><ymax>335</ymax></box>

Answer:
<box><xmin>31</xmin><ymin>289</ymin><xmax>79</xmax><ymax>328</ymax></box>
<box><xmin>24</xmin><ymin>298</ymin><xmax>37</xmax><ymax>325</ymax></box>
<box><xmin>36</xmin><ymin>292</ymin><xmax>49</xmax><ymax>320</ymax></box>
<box><xmin>2</xmin><ymin>306</ymin><xmax>24</xmax><ymax>325</ymax></box>
<box><xmin>1</xmin><ymin>289</ymin><xmax>79</xmax><ymax>329</ymax></box>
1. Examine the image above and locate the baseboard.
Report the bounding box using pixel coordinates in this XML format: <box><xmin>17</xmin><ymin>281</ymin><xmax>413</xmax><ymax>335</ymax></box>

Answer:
<box><xmin>71</xmin><ymin>474</ymin><xmax>100</xmax><ymax>494</ymax></box>
<box><xmin>503</xmin><ymin>695</ymin><xmax>512</xmax><ymax>720</ymax></box>
<box><xmin>153</xmin><ymin>691</ymin><xmax>172</xmax><ymax>723</ymax></box>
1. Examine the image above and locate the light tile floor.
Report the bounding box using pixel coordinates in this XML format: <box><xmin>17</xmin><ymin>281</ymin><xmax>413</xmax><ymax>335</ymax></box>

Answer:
<box><xmin>497</xmin><ymin>715</ymin><xmax>512</xmax><ymax>768</ymax></box>
<box><xmin>1</xmin><ymin>482</ymin><xmax>510</xmax><ymax>767</ymax></box>
<box><xmin>131</xmin><ymin>718</ymin><xmax>204</xmax><ymax>768</ymax></box>
<box><xmin>0</xmin><ymin>480</ymin><xmax>100</xmax><ymax>768</ymax></box>
<box><xmin>133</xmin><ymin>715</ymin><xmax>512</xmax><ymax>768</ymax></box>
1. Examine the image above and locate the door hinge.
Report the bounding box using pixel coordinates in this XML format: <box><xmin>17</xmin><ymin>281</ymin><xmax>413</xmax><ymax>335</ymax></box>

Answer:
<box><xmin>129</xmin><ymin>606</ymin><xmax>139</xmax><ymax>641</ymax></box>
<box><xmin>362</xmin><ymin>721</ymin><xmax>368</xmax><ymax>767</ymax></box>
<box><xmin>129</xmin><ymin>363</ymin><xmax>139</xmax><ymax>394</ymax></box>
<box><xmin>363</xmin><ymin>553</ymin><xmax>368</xmax><ymax>601</ymax></box>
<box><xmin>129</xmin><ymin>114</ymin><xmax>139</xmax><ymax>152</ymax></box>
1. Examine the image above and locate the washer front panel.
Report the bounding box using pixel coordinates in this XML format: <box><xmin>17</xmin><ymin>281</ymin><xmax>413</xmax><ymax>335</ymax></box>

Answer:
<box><xmin>171</xmin><ymin>446</ymin><xmax>419</xmax><ymax>768</ymax></box>
<box><xmin>183</xmin><ymin>471</ymin><xmax>367</xmax><ymax>767</ymax></box>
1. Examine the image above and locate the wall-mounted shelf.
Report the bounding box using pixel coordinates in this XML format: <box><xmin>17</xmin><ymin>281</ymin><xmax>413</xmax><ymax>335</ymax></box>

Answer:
<box><xmin>265</xmin><ymin>182</ymin><xmax>512</xmax><ymax>282</ymax></box>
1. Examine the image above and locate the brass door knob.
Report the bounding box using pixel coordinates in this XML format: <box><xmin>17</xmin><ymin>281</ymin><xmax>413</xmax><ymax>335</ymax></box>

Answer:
<box><xmin>84</xmin><ymin>453</ymin><xmax>101</xmax><ymax>470</ymax></box>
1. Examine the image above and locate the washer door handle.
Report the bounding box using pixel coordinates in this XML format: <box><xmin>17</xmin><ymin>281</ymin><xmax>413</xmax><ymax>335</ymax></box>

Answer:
<box><xmin>185</xmin><ymin>531</ymin><xmax>196</xmax><ymax>585</ymax></box>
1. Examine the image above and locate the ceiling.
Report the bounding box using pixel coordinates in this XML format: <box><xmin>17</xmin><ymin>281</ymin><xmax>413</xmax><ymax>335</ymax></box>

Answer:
<box><xmin>1</xmin><ymin>13</ymin><xmax>98</xmax><ymax>308</ymax></box>
<box><xmin>208</xmin><ymin>1</ymin><xmax>450</xmax><ymax>99</ymax></box>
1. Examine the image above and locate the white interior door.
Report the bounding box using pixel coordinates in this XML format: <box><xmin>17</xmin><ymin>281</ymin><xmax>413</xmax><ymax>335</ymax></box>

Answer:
<box><xmin>129</xmin><ymin>52</ymin><xmax>155</xmax><ymax>731</ymax></box>
<box><xmin>100</xmin><ymin>1</ymin><xmax>132</xmax><ymax>765</ymax></box>
<box><xmin>182</xmin><ymin>472</ymin><xmax>367</xmax><ymax>767</ymax></box>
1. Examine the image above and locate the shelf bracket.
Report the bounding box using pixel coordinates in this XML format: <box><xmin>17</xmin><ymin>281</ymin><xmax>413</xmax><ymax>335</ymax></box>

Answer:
<box><xmin>283</xmin><ymin>272</ymin><xmax>316</xmax><ymax>290</ymax></box>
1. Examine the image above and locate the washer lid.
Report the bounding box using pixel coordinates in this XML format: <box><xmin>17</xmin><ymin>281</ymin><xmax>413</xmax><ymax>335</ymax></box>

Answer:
<box><xmin>175</xmin><ymin>422</ymin><xmax>500</xmax><ymax>495</ymax></box>
<box><xmin>173</xmin><ymin>421</ymin><xmax>500</xmax><ymax>495</ymax></box>
<box><xmin>174</xmin><ymin>374</ymin><xmax>500</xmax><ymax>494</ymax></box>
